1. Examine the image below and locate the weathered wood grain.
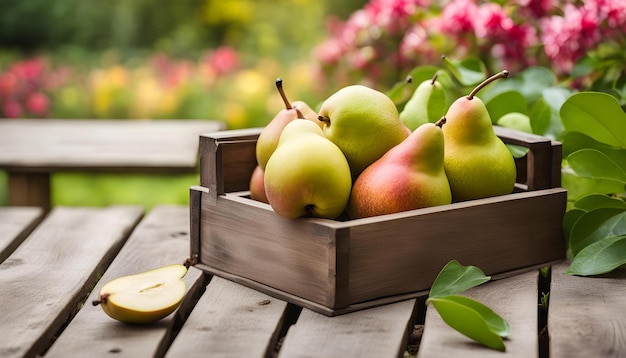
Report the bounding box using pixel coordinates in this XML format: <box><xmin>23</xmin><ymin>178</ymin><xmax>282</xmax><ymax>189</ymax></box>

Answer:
<box><xmin>45</xmin><ymin>205</ymin><xmax>202</xmax><ymax>358</ymax></box>
<box><xmin>166</xmin><ymin>276</ymin><xmax>290</xmax><ymax>357</ymax></box>
<box><xmin>549</xmin><ymin>261</ymin><xmax>626</xmax><ymax>358</ymax></box>
<box><xmin>0</xmin><ymin>206</ymin><xmax>143</xmax><ymax>358</ymax></box>
<box><xmin>0</xmin><ymin>206</ymin><xmax>43</xmax><ymax>263</ymax></box>
<box><xmin>418</xmin><ymin>269</ymin><xmax>539</xmax><ymax>357</ymax></box>
<box><xmin>0</xmin><ymin>119</ymin><xmax>225</xmax><ymax>171</ymax></box>
<box><xmin>278</xmin><ymin>299</ymin><xmax>417</xmax><ymax>357</ymax></box>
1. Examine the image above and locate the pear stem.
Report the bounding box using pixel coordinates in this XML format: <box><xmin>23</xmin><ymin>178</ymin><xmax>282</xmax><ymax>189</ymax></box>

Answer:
<box><xmin>431</xmin><ymin>72</ymin><xmax>439</xmax><ymax>85</ymax></box>
<box><xmin>275</xmin><ymin>78</ymin><xmax>292</xmax><ymax>110</ymax></box>
<box><xmin>276</xmin><ymin>77</ymin><xmax>305</xmax><ymax>118</ymax></box>
<box><xmin>467</xmin><ymin>70</ymin><xmax>509</xmax><ymax>100</ymax></box>
<box><xmin>435</xmin><ymin>117</ymin><xmax>446</xmax><ymax>128</ymax></box>
<box><xmin>92</xmin><ymin>293</ymin><xmax>110</xmax><ymax>306</ymax></box>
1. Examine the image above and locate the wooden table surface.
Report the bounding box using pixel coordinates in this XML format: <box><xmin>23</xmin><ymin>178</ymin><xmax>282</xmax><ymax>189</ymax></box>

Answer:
<box><xmin>1</xmin><ymin>205</ymin><xmax>624</xmax><ymax>358</ymax></box>
<box><xmin>0</xmin><ymin>119</ymin><xmax>225</xmax><ymax>210</ymax></box>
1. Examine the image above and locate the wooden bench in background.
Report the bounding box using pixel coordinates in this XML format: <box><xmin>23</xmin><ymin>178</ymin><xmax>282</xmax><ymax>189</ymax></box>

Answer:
<box><xmin>0</xmin><ymin>119</ymin><xmax>225</xmax><ymax>211</ymax></box>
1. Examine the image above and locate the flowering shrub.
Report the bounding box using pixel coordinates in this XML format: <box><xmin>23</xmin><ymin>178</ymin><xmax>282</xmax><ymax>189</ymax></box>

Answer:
<box><xmin>314</xmin><ymin>0</ymin><xmax>626</xmax><ymax>88</ymax></box>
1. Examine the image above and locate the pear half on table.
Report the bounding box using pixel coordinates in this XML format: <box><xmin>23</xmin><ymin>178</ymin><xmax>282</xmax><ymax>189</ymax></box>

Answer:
<box><xmin>94</xmin><ymin>264</ymin><xmax>187</xmax><ymax>324</ymax></box>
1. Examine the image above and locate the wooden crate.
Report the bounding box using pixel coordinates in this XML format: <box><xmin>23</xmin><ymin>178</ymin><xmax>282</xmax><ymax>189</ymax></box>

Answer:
<box><xmin>190</xmin><ymin>126</ymin><xmax>567</xmax><ymax>316</ymax></box>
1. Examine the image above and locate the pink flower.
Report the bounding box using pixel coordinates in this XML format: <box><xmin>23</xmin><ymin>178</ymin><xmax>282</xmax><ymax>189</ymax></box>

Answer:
<box><xmin>2</xmin><ymin>99</ymin><xmax>22</xmax><ymax>118</ymax></box>
<box><xmin>474</xmin><ymin>3</ymin><xmax>513</xmax><ymax>39</ymax></box>
<box><xmin>514</xmin><ymin>0</ymin><xmax>555</xmax><ymax>18</ymax></box>
<box><xmin>208</xmin><ymin>46</ymin><xmax>239</xmax><ymax>76</ymax></box>
<box><xmin>436</xmin><ymin>0</ymin><xmax>478</xmax><ymax>35</ymax></box>
<box><xmin>26</xmin><ymin>92</ymin><xmax>49</xmax><ymax>115</ymax></box>
<box><xmin>540</xmin><ymin>3</ymin><xmax>601</xmax><ymax>73</ymax></box>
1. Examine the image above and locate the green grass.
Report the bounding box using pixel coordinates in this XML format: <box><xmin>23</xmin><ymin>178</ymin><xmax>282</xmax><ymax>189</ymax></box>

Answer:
<box><xmin>51</xmin><ymin>172</ymin><xmax>199</xmax><ymax>210</ymax></box>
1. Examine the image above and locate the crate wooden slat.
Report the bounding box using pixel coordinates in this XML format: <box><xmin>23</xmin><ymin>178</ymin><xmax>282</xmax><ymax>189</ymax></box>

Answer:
<box><xmin>418</xmin><ymin>269</ymin><xmax>539</xmax><ymax>357</ymax></box>
<box><xmin>46</xmin><ymin>206</ymin><xmax>202</xmax><ymax>358</ymax></box>
<box><xmin>0</xmin><ymin>206</ymin><xmax>43</xmax><ymax>263</ymax></box>
<box><xmin>279</xmin><ymin>299</ymin><xmax>418</xmax><ymax>357</ymax></box>
<box><xmin>191</xmin><ymin>127</ymin><xmax>567</xmax><ymax>316</ymax></box>
<box><xmin>0</xmin><ymin>206</ymin><xmax>143</xmax><ymax>358</ymax></box>
<box><xmin>548</xmin><ymin>261</ymin><xmax>626</xmax><ymax>357</ymax></box>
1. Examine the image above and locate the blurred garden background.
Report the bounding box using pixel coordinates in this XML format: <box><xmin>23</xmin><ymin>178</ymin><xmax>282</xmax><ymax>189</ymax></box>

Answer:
<box><xmin>1</xmin><ymin>0</ymin><xmax>625</xmax><ymax>209</ymax></box>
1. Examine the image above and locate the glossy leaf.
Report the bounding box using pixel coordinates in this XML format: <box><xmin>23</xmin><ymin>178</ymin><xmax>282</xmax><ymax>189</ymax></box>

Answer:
<box><xmin>568</xmin><ymin>149</ymin><xmax>626</xmax><ymax>183</ymax></box>
<box><xmin>428</xmin><ymin>260</ymin><xmax>490</xmax><ymax>299</ymax></box>
<box><xmin>574</xmin><ymin>194</ymin><xmax>626</xmax><ymax>211</ymax></box>
<box><xmin>485</xmin><ymin>91</ymin><xmax>528</xmax><ymax>123</ymax></box>
<box><xmin>530</xmin><ymin>98</ymin><xmax>552</xmax><ymax>135</ymax></box>
<box><xmin>566</xmin><ymin>235</ymin><xmax>626</xmax><ymax>276</ymax></box>
<box><xmin>560</xmin><ymin>92</ymin><xmax>626</xmax><ymax>147</ymax></box>
<box><xmin>429</xmin><ymin>295</ymin><xmax>508</xmax><ymax>351</ymax></box>
<box><xmin>562</xmin><ymin>132</ymin><xmax>626</xmax><ymax>167</ymax></box>
<box><xmin>443</xmin><ymin>57</ymin><xmax>487</xmax><ymax>87</ymax></box>
<box><xmin>539</xmin><ymin>87</ymin><xmax>570</xmax><ymax>138</ymax></box>
<box><xmin>561</xmin><ymin>169</ymin><xmax>625</xmax><ymax>204</ymax></box>
<box><xmin>569</xmin><ymin>208</ymin><xmax>626</xmax><ymax>256</ymax></box>
<box><xmin>563</xmin><ymin>208</ymin><xmax>585</xmax><ymax>241</ymax></box>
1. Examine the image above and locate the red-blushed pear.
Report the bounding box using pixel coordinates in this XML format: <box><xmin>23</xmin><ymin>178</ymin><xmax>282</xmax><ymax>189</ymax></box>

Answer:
<box><xmin>249</xmin><ymin>165</ymin><xmax>269</xmax><ymax>203</ymax></box>
<box><xmin>437</xmin><ymin>70</ymin><xmax>516</xmax><ymax>202</ymax></box>
<box><xmin>255</xmin><ymin>78</ymin><xmax>320</xmax><ymax>170</ymax></box>
<box><xmin>264</xmin><ymin>119</ymin><xmax>352</xmax><ymax>219</ymax></box>
<box><xmin>348</xmin><ymin>123</ymin><xmax>451</xmax><ymax>219</ymax></box>
<box><xmin>317</xmin><ymin>85</ymin><xmax>409</xmax><ymax>178</ymax></box>
<box><xmin>93</xmin><ymin>264</ymin><xmax>187</xmax><ymax>324</ymax></box>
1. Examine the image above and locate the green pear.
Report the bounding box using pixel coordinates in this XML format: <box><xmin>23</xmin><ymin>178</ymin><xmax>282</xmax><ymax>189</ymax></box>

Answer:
<box><xmin>264</xmin><ymin>119</ymin><xmax>352</xmax><ymax>219</ymax></box>
<box><xmin>400</xmin><ymin>73</ymin><xmax>447</xmax><ymax>131</ymax></box>
<box><xmin>496</xmin><ymin>112</ymin><xmax>533</xmax><ymax>133</ymax></box>
<box><xmin>317</xmin><ymin>85</ymin><xmax>409</xmax><ymax>177</ymax></box>
<box><xmin>348</xmin><ymin>123</ymin><xmax>451</xmax><ymax>218</ymax></box>
<box><xmin>255</xmin><ymin>78</ymin><xmax>320</xmax><ymax>170</ymax></box>
<box><xmin>438</xmin><ymin>70</ymin><xmax>517</xmax><ymax>202</ymax></box>
<box><xmin>94</xmin><ymin>264</ymin><xmax>187</xmax><ymax>324</ymax></box>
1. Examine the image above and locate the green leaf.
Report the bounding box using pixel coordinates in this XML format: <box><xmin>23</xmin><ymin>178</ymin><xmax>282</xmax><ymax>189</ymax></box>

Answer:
<box><xmin>428</xmin><ymin>260</ymin><xmax>490</xmax><ymax>299</ymax></box>
<box><xmin>561</xmin><ymin>169</ymin><xmax>626</xmax><ymax>204</ymax></box>
<box><xmin>566</xmin><ymin>235</ymin><xmax>626</xmax><ymax>276</ymax></box>
<box><xmin>563</xmin><ymin>208</ymin><xmax>585</xmax><ymax>241</ymax></box>
<box><xmin>530</xmin><ymin>98</ymin><xmax>552</xmax><ymax>135</ymax></box>
<box><xmin>485</xmin><ymin>91</ymin><xmax>528</xmax><ymax>123</ymax></box>
<box><xmin>569</xmin><ymin>208</ymin><xmax>626</xmax><ymax>256</ymax></box>
<box><xmin>574</xmin><ymin>194</ymin><xmax>626</xmax><ymax>211</ymax></box>
<box><xmin>562</xmin><ymin>132</ymin><xmax>626</xmax><ymax>169</ymax></box>
<box><xmin>429</xmin><ymin>295</ymin><xmax>508</xmax><ymax>351</ymax></box>
<box><xmin>539</xmin><ymin>87</ymin><xmax>571</xmax><ymax>138</ymax></box>
<box><xmin>443</xmin><ymin>57</ymin><xmax>487</xmax><ymax>87</ymax></box>
<box><xmin>519</xmin><ymin>67</ymin><xmax>558</xmax><ymax>102</ymax></box>
<box><xmin>568</xmin><ymin>149</ymin><xmax>626</xmax><ymax>183</ymax></box>
<box><xmin>560</xmin><ymin>92</ymin><xmax>626</xmax><ymax>147</ymax></box>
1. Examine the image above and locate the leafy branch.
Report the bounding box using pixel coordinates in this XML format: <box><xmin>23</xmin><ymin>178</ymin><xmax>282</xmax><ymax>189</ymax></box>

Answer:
<box><xmin>427</xmin><ymin>260</ymin><xmax>510</xmax><ymax>352</ymax></box>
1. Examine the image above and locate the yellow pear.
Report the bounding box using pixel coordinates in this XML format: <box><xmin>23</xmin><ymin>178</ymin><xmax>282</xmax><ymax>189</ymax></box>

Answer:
<box><xmin>94</xmin><ymin>264</ymin><xmax>187</xmax><ymax>324</ymax></box>
<box><xmin>438</xmin><ymin>71</ymin><xmax>516</xmax><ymax>202</ymax></box>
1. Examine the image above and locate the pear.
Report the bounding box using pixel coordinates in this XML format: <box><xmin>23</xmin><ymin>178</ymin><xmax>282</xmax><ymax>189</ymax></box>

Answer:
<box><xmin>438</xmin><ymin>70</ymin><xmax>517</xmax><ymax>202</ymax></box>
<box><xmin>348</xmin><ymin>123</ymin><xmax>451</xmax><ymax>219</ymax></box>
<box><xmin>497</xmin><ymin>112</ymin><xmax>533</xmax><ymax>133</ymax></box>
<box><xmin>318</xmin><ymin>85</ymin><xmax>409</xmax><ymax>178</ymax></box>
<box><xmin>255</xmin><ymin>78</ymin><xmax>320</xmax><ymax>170</ymax></box>
<box><xmin>400</xmin><ymin>73</ymin><xmax>447</xmax><ymax>131</ymax></box>
<box><xmin>264</xmin><ymin>119</ymin><xmax>352</xmax><ymax>219</ymax></box>
<box><xmin>93</xmin><ymin>264</ymin><xmax>187</xmax><ymax>324</ymax></box>
<box><xmin>249</xmin><ymin>165</ymin><xmax>269</xmax><ymax>203</ymax></box>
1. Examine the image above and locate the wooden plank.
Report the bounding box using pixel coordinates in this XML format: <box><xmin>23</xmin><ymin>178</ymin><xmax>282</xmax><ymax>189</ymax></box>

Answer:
<box><xmin>0</xmin><ymin>206</ymin><xmax>44</xmax><ymax>262</ymax></box>
<box><xmin>549</xmin><ymin>261</ymin><xmax>626</xmax><ymax>357</ymax></box>
<box><xmin>0</xmin><ymin>206</ymin><xmax>143</xmax><ymax>358</ymax></box>
<box><xmin>278</xmin><ymin>299</ymin><xmax>417</xmax><ymax>357</ymax></box>
<box><xmin>418</xmin><ymin>269</ymin><xmax>539</xmax><ymax>357</ymax></box>
<box><xmin>45</xmin><ymin>205</ymin><xmax>202</xmax><ymax>357</ymax></box>
<box><xmin>0</xmin><ymin>119</ymin><xmax>225</xmax><ymax>172</ymax></box>
<box><xmin>166</xmin><ymin>276</ymin><xmax>290</xmax><ymax>357</ymax></box>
